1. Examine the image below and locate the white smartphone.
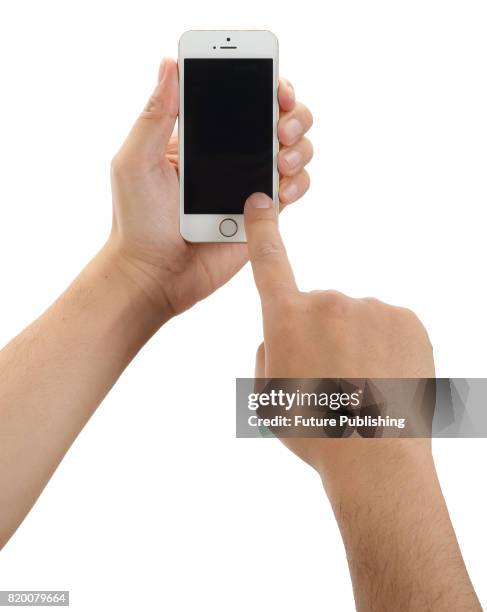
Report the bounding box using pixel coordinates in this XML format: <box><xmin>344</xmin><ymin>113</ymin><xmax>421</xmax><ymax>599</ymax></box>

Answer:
<box><xmin>178</xmin><ymin>30</ymin><xmax>279</xmax><ymax>242</ymax></box>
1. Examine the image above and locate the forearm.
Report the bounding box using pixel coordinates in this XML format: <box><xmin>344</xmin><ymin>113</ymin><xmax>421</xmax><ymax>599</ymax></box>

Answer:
<box><xmin>0</xmin><ymin>243</ymin><xmax>168</xmax><ymax>548</ymax></box>
<box><xmin>321</xmin><ymin>440</ymin><xmax>481</xmax><ymax>612</ymax></box>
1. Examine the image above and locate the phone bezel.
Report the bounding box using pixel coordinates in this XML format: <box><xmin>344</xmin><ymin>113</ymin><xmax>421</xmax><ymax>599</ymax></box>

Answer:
<box><xmin>178</xmin><ymin>30</ymin><xmax>279</xmax><ymax>243</ymax></box>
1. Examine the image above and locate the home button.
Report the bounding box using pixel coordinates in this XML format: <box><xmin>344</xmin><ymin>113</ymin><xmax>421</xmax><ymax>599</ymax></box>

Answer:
<box><xmin>219</xmin><ymin>218</ymin><xmax>238</xmax><ymax>237</ymax></box>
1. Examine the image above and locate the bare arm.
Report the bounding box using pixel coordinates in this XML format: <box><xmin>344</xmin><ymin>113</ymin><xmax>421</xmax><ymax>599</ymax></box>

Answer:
<box><xmin>0</xmin><ymin>246</ymin><xmax>165</xmax><ymax>549</ymax></box>
<box><xmin>324</xmin><ymin>440</ymin><xmax>480</xmax><ymax>611</ymax></box>
<box><xmin>244</xmin><ymin>192</ymin><xmax>481</xmax><ymax>611</ymax></box>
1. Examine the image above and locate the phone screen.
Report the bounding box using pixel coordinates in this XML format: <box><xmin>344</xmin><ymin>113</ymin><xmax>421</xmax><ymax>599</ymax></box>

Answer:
<box><xmin>184</xmin><ymin>58</ymin><xmax>274</xmax><ymax>215</ymax></box>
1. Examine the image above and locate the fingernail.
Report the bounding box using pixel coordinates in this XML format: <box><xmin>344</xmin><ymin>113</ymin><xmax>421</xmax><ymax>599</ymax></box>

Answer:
<box><xmin>281</xmin><ymin>182</ymin><xmax>298</xmax><ymax>201</ymax></box>
<box><xmin>248</xmin><ymin>193</ymin><xmax>272</xmax><ymax>209</ymax></box>
<box><xmin>284</xmin><ymin>118</ymin><xmax>302</xmax><ymax>142</ymax></box>
<box><xmin>287</xmin><ymin>81</ymin><xmax>295</xmax><ymax>104</ymax></box>
<box><xmin>283</xmin><ymin>149</ymin><xmax>302</xmax><ymax>169</ymax></box>
<box><xmin>158</xmin><ymin>59</ymin><xmax>167</xmax><ymax>83</ymax></box>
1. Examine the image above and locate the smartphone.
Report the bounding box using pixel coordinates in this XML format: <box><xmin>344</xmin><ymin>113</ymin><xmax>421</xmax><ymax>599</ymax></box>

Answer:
<box><xmin>179</xmin><ymin>30</ymin><xmax>279</xmax><ymax>242</ymax></box>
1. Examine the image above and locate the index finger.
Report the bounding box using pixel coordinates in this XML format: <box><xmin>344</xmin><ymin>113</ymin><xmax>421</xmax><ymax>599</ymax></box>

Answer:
<box><xmin>244</xmin><ymin>193</ymin><xmax>298</xmax><ymax>304</ymax></box>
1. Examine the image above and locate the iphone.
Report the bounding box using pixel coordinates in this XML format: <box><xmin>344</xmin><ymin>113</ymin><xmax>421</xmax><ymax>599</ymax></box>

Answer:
<box><xmin>179</xmin><ymin>30</ymin><xmax>279</xmax><ymax>242</ymax></box>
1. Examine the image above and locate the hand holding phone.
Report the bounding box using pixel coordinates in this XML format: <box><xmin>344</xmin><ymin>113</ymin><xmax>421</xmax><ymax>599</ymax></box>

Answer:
<box><xmin>109</xmin><ymin>45</ymin><xmax>313</xmax><ymax>317</ymax></box>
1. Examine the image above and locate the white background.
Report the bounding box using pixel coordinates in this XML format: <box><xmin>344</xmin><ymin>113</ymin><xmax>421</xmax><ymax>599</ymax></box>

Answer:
<box><xmin>0</xmin><ymin>1</ymin><xmax>486</xmax><ymax>610</ymax></box>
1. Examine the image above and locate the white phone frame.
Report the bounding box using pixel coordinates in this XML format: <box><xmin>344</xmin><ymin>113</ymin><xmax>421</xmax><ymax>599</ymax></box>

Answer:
<box><xmin>178</xmin><ymin>30</ymin><xmax>279</xmax><ymax>243</ymax></box>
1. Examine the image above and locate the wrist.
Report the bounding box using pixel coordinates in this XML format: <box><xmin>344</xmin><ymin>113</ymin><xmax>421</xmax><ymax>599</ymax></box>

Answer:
<box><xmin>102</xmin><ymin>238</ymin><xmax>176</xmax><ymax>326</ymax></box>
<box><xmin>318</xmin><ymin>440</ymin><xmax>479</xmax><ymax>610</ymax></box>
<box><xmin>317</xmin><ymin>438</ymin><xmax>435</xmax><ymax>508</ymax></box>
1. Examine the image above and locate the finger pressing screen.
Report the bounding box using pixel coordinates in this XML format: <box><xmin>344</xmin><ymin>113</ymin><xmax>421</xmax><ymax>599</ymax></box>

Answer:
<box><xmin>244</xmin><ymin>193</ymin><xmax>298</xmax><ymax>305</ymax></box>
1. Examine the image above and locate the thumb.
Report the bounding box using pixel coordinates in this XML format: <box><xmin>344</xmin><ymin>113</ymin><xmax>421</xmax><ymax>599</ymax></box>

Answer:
<box><xmin>119</xmin><ymin>58</ymin><xmax>179</xmax><ymax>171</ymax></box>
<box><xmin>244</xmin><ymin>193</ymin><xmax>298</xmax><ymax>305</ymax></box>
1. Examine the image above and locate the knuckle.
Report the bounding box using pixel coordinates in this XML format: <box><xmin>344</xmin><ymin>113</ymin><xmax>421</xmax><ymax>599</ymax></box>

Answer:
<box><xmin>362</xmin><ymin>296</ymin><xmax>385</xmax><ymax>309</ymax></box>
<box><xmin>388</xmin><ymin>304</ymin><xmax>422</xmax><ymax>330</ymax></box>
<box><xmin>111</xmin><ymin>151</ymin><xmax>142</xmax><ymax>179</ymax></box>
<box><xmin>303</xmin><ymin>137</ymin><xmax>314</xmax><ymax>160</ymax></box>
<box><xmin>145</xmin><ymin>93</ymin><xmax>162</xmax><ymax>114</ymax></box>
<box><xmin>401</xmin><ymin>306</ymin><xmax>418</xmax><ymax>320</ymax></box>
<box><xmin>393</xmin><ymin>306</ymin><xmax>434</xmax><ymax>352</ymax></box>
<box><xmin>143</xmin><ymin>93</ymin><xmax>178</xmax><ymax>120</ymax></box>
<box><xmin>314</xmin><ymin>290</ymin><xmax>350</xmax><ymax>317</ymax></box>
<box><xmin>110</xmin><ymin>152</ymin><xmax>129</xmax><ymax>177</ymax></box>
<box><xmin>299</xmin><ymin>103</ymin><xmax>314</xmax><ymax>129</ymax></box>
<box><xmin>394</xmin><ymin>305</ymin><xmax>420</xmax><ymax>325</ymax></box>
<box><xmin>252</xmin><ymin>239</ymin><xmax>283</xmax><ymax>262</ymax></box>
<box><xmin>300</xmin><ymin>169</ymin><xmax>311</xmax><ymax>191</ymax></box>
